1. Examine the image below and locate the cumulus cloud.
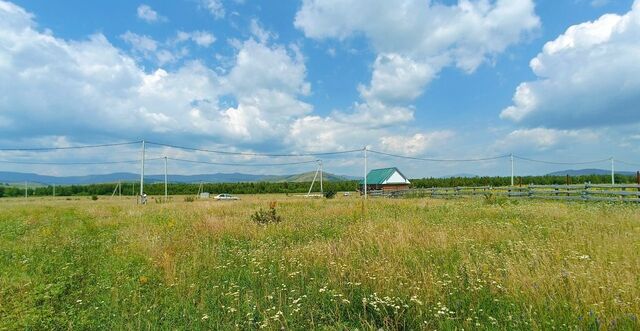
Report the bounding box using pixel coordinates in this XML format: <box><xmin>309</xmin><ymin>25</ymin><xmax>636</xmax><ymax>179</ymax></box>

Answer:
<box><xmin>250</xmin><ymin>19</ymin><xmax>276</xmax><ymax>44</ymax></box>
<box><xmin>358</xmin><ymin>53</ymin><xmax>440</xmax><ymax>103</ymax></box>
<box><xmin>501</xmin><ymin>0</ymin><xmax>640</xmax><ymax>128</ymax></box>
<box><xmin>121</xmin><ymin>31</ymin><xmax>187</xmax><ymax>65</ymax></box>
<box><xmin>175</xmin><ymin>30</ymin><xmax>216</xmax><ymax>47</ymax></box>
<box><xmin>200</xmin><ymin>0</ymin><xmax>225</xmax><ymax>19</ymax></box>
<box><xmin>121</xmin><ymin>30</ymin><xmax>216</xmax><ymax>65</ymax></box>
<box><xmin>495</xmin><ymin>128</ymin><xmax>599</xmax><ymax>151</ymax></box>
<box><xmin>379</xmin><ymin>131</ymin><xmax>454</xmax><ymax>155</ymax></box>
<box><xmin>137</xmin><ymin>4</ymin><xmax>165</xmax><ymax>23</ymax></box>
<box><xmin>0</xmin><ymin>1</ymin><xmax>311</xmax><ymax>147</ymax></box>
<box><xmin>0</xmin><ymin>0</ymin><xmax>461</xmax><ymax>168</ymax></box>
<box><xmin>296</xmin><ymin>0</ymin><xmax>540</xmax><ymax>102</ymax></box>
<box><xmin>293</xmin><ymin>0</ymin><xmax>539</xmax><ymax>146</ymax></box>
<box><xmin>121</xmin><ymin>31</ymin><xmax>158</xmax><ymax>53</ymax></box>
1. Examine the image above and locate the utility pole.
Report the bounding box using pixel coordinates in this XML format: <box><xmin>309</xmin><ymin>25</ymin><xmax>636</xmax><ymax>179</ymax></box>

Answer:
<box><xmin>118</xmin><ymin>180</ymin><xmax>121</xmax><ymax>198</ymax></box>
<box><xmin>611</xmin><ymin>157</ymin><xmax>615</xmax><ymax>185</ymax></box>
<box><xmin>510</xmin><ymin>153</ymin><xmax>514</xmax><ymax>186</ymax></box>
<box><xmin>164</xmin><ymin>156</ymin><xmax>168</xmax><ymax>202</ymax></box>
<box><xmin>364</xmin><ymin>147</ymin><xmax>368</xmax><ymax>199</ymax></box>
<box><xmin>319</xmin><ymin>160</ymin><xmax>323</xmax><ymax>194</ymax></box>
<box><xmin>140</xmin><ymin>140</ymin><xmax>145</xmax><ymax>200</ymax></box>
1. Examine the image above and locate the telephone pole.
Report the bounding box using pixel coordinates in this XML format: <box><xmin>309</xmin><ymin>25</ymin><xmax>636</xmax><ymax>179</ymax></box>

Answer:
<box><xmin>510</xmin><ymin>153</ymin><xmax>514</xmax><ymax>186</ymax></box>
<box><xmin>611</xmin><ymin>157</ymin><xmax>615</xmax><ymax>185</ymax></box>
<box><xmin>364</xmin><ymin>147</ymin><xmax>368</xmax><ymax>199</ymax></box>
<box><xmin>164</xmin><ymin>156</ymin><xmax>168</xmax><ymax>202</ymax></box>
<box><xmin>319</xmin><ymin>160</ymin><xmax>323</xmax><ymax>194</ymax></box>
<box><xmin>140</xmin><ymin>140</ymin><xmax>145</xmax><ymax>199</ymax></box>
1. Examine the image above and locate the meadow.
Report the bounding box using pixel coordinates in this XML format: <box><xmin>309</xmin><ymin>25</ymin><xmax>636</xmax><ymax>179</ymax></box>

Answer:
<box><xmin>1</xmin><ymin>195</ymin><xmax>639</xmax><ymax>330</ymax></box>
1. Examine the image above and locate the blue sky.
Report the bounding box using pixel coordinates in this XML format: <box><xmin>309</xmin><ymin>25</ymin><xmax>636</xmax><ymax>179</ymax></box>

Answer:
<box><xmin>1</xmin><ymin>0</ymin><xmax>639</xmax><ymax>177</ymax></box>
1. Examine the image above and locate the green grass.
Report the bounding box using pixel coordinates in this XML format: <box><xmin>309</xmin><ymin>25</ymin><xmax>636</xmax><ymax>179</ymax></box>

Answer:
<box><xmin>1</xmin><ymin>195</ymin><xmax>639</xmax><ymax>330</ymax></box>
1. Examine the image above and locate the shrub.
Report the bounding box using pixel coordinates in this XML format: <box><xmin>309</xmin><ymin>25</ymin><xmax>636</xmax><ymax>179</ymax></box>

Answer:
<box><xmin>91</xmin><ymin>195</ymin><xmax>98</xmax><ymax>201</ymax></box>
<box><xmin>184</xmin><ymin>196</ymin><xmax>195</xmax><ymax>202</ymax></box>
<box><xmin>251</xmin><ymin>201</ymin><xmax>282</xmax><ymax>225</ymax></box>
<box><xmin>324</xmin><ymin>190</ymin><xmax>336</xmax><ymax>199</ymax></box>
<box><xmin>483</xmin><ymin>192</ymin><xmax>508</xmax><ymax>205</ymax></box>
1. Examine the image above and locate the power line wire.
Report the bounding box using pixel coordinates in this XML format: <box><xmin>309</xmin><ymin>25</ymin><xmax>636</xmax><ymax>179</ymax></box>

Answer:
<box><xmin>146</xmin><ymin>141</ymin><xmax>362</xmax><ymax>157</ymax></box>
<box><xmin>0</xmin><ymin>157</ymin><xmax>163</xmax><ymax>165</ymax></box>
<box><xmin>0</xmin><ymin>141</ymin><xmax>142</xmax><ymax>152</ymax></box>
<box><xmin>166</xmin><ymin>157</ymin><xmax>319</xmax><ymax>167</ymax></box>
<box><xmin>616</xmin><ymin>159</ymin><xmax>640</xmax><ymax>168</ymax></box>
<box><xmin>368</xmin><ymin>149</ymin><xmax>509</xmax><ymax>162</ymax></box>
<box><xmin>513</xmin><ymin>155</ymin><xmax>610</xmax><ymax>165</ymax></box>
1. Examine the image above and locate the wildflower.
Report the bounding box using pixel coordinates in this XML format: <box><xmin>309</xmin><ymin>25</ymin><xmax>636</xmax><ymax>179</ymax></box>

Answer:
<box><xmin>201</xmin><ymin>314</ymin><xmax>209</xmax><ymax>320</ymax></box>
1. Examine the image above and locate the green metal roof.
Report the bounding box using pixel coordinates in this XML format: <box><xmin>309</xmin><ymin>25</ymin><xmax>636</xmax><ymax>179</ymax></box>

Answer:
<box><xmin>360</xmin><ymin>167</ymin><xmax>405</xmax><ymax>185</ymax></box>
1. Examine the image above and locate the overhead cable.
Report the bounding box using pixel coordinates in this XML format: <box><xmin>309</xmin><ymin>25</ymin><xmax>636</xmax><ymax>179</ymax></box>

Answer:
<box><xmin>0</xmin><ymin>141</ymin><xmax>142</xmax><ymax>151</ymax></box>
<box><xmin>513</xmin><ymin>155</ymin><xmax>610</xmax><ymax>165</ymax></box>
<box><xmin>616</xmin><ymin>159</ymin><xmax>640</xmax><ymax>168</ymax></box>
<box><xmin>166</xmin><ymin>157</ymin><xmax>319</xmax><ymax>167</ymax></box>
<box><xmin>367</xmin><ymin>149</ymin><xmax>510</xmax><ymax>162</ymax></box>
<box><xmin>0</xmin><ymin>157</ymin><xmax>163</xmax><ymax>165</ymax></box>
<box><xmin>146</xmin><ymin>141</ymin><xmax>362</xmax><ymax>157</ymax></box>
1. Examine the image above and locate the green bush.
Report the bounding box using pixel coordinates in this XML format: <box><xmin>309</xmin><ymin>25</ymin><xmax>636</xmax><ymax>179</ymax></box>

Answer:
<box><xmin>251</xmin><ymin>201</ymin><xmax>282</xmax><ymax>225</ymax></box>
<box><xmin>324</xmin><ymin>190</ymin><xmax>336</xmax><ymax>199</ymax></box>
<box><xmin>91</xmin><ymin>195</ymin><xmax>98</xmax><ymax>201</ymax></box>
<box><xmin>483</xmin><ymin>193</ymin><xmax>508</xmax><ymax>206</ymax></box>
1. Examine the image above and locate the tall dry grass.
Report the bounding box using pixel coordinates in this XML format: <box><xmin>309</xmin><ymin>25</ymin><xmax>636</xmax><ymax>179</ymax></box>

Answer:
<box><xmin>0</xmin><ymin>194</ymin><xmax>638</xmax><ymax>329</ymax></box>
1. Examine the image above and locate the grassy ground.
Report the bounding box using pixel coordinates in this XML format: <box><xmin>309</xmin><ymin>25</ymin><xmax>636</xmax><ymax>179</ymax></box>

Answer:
<box><xmin>1</xmin><ymin>195</ymin><xmax>639</xmax><ymax>330</ymax></box>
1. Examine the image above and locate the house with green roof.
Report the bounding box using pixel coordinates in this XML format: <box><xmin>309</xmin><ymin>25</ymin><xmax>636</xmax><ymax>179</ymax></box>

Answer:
<box><xmin>360</xmin><ymin>167</ymin><xmax>411</xmax><ymax>193</ymax></box>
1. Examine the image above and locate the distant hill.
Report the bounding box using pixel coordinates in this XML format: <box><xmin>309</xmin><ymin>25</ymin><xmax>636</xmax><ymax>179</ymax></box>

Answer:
<box><xmin>263</xmin><ymin>171</ymin><xmax>351</xmax><ymax>182</ymax></box>
<box><xmin>546</xmin><ymin>169</ymin><xmax>637</xmax><ymax>176</ymax></box>
<box><xmin>0</xmin><ymin>171</ymin><xmax>354</xmax><ymax>186</ymax></box>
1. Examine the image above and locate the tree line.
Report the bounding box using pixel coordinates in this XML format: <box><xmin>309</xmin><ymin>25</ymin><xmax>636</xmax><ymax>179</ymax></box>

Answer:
<box><xmin>1</xmin><ymin>174</ymin><xmax>638</xmax><ymax>198</ymax></box>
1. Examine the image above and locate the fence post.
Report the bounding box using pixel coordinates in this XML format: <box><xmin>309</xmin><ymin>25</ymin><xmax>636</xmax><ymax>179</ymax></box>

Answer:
<box><xmin>583</xmin><ymin>183</ymin><xmax>590</xmax><ymax>201</ymax></box>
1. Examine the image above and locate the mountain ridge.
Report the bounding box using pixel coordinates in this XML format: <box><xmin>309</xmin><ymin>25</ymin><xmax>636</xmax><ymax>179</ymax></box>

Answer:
<box><xmin>0</xmin><ymin>171</ymin><xmax>358</xmax><ymax>186</ymax></box>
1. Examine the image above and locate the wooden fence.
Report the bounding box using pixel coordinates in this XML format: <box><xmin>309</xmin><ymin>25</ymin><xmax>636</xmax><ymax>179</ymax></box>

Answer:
<box><xmin>370</xmin><ymin>184</ymin><xmax>640</xmax><ymax>202</ymax></box>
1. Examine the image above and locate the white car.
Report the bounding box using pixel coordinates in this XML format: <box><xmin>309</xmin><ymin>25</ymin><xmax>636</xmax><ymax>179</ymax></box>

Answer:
<box><xmin>214</xmin><ymin>193</ymin><xmax>240</xmax><ymax>201</ymax></box>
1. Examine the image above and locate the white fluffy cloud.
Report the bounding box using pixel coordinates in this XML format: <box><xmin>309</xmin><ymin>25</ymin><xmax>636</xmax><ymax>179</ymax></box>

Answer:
<box><xmin>121</xmin><ymin>31</ymin><xmax>158</xmax><ymax>53</ymax></box>
<box><xmin>137</xmin><ymin>4</ymin><xmax>165</xmax><ymax>23</ymax></box>
<box><xmin>0</xmin><ymin>0</ymin><xmax>464</xmax><ymax>169</ymax></box>
<box><xmin>501</xmin><ymin>0</ymin><xmax>640</xmax><ymax>128</ymax></box>
<box><xmin>379</xmin><ymin>131</ymin><xmax>454</xmax><ymax>155</ymax></box>
<box><xmin>0</xmin><ymin>1</ymin><xmax>311</xmax><ymax>147</ymax></box>
<box><xmin>296</xmin><ymin>0</ymin><xmax>539</xmax><ymax>102</ymax></box>
<box><xmin>293</xmin><ymin>0</ymin><xmax>539</xmax><ymax>150</ymax></box>
<box><xmin>494</xmin><ymin>128</ymin><xmax>600</xmax><ymax>151</ymax></box>
<box><xmin>175</xmin><ymin>30</ymin><xmax>216</xmax><ymax>47</ymax></box>
<box><xmin>121</xmin><ymin>30</ymin><xmax>216</xmax><ymax>65</ymax></box>
<box><xmin>358</xmin><ymin>53</ymin><xmax>439</xmax><ymax>103</ymax></box>
<box><xmin>200</xmin><ymin>0</ymin><xmax>225</xmax><ymax>19</ymax></box>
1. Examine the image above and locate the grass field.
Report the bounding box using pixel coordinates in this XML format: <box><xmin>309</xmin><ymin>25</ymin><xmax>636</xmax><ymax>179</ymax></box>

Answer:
<box><xmin>1</xmin><ymin>195</ymin><xmax>639</xmax><ymax>330</ymax></box>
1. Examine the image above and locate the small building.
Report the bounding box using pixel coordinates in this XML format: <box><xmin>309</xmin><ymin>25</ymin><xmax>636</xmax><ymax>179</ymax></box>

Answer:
<box><xmin>360</xmin><ymin>167</ymin><xmax>411</xmax><ymax>193</ymax></box>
